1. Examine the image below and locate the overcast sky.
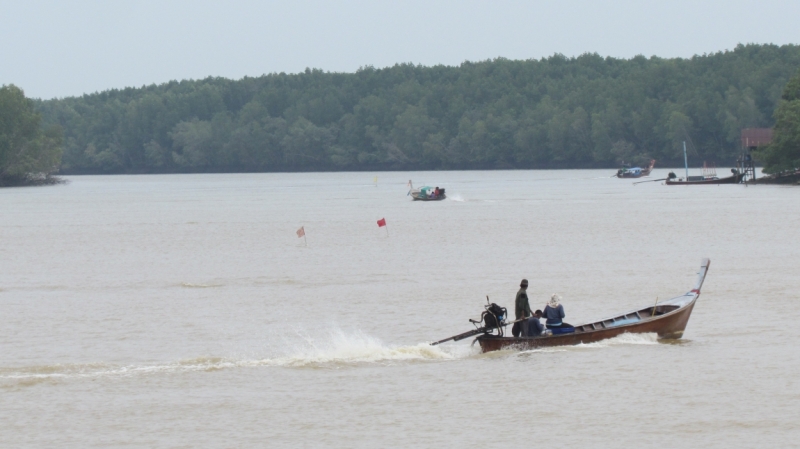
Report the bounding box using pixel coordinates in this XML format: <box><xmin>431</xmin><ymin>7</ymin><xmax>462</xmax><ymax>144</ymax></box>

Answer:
<box><xmin>2</xmin><ymin>0</ymin><xmax>799</xmax><ymax>99</ymax></box>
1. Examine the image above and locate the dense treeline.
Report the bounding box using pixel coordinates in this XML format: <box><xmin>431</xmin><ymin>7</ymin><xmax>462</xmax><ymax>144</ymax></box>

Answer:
<box><xmin>0</xmin><ymin>85</ymin><xmax>63</xmax><ymax>186</ymax></box>
<box><xmin>36</xmin><ymin>44</ymin><xmax>800</xmax><ymax>174</ymax></box>
<box><xmin>756</xmin><ymin>69</ymin><xmax>800</xmax><ymax>173</ymax></box>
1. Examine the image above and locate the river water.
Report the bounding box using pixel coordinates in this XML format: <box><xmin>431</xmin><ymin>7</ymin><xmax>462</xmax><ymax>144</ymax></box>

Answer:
<box><xmin>1</xmin><ymin>169</ymin><xmax>798</xmax><ymax>448</ymax></box>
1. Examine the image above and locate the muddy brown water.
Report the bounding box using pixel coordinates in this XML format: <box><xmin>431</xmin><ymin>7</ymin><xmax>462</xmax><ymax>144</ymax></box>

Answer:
<box><xmin>2</xmin><ymin>170</ymin><xmax>798</xmax><ymax>448</ymax></box>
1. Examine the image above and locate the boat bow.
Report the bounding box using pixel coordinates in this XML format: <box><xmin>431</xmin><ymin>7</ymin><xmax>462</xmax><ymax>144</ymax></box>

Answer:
<box><xmin>660</xmin><ymin>258</ymin><xmax>710</xmax><ymax>308</ymax></box>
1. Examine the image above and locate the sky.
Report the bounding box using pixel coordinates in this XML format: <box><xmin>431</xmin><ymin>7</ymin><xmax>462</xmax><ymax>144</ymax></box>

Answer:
<box><xmin>2</xmin><ymin>0</ymin><xmax>799</xmax><ymax>99</ymax></box>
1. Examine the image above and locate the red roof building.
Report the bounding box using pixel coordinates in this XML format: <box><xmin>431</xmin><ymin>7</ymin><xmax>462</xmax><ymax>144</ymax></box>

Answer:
<box><xmin>741</xmin><ymin>128</ymin><xmax>773</xmax><ymax>148</ymax></box>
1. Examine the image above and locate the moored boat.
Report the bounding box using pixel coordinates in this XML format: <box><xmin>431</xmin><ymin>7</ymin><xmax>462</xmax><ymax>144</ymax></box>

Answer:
<box><xmin>615</xmin><ymin>160</ymin><xmax>655</xmax><ymax>178</ymax></box>
<box><xmin>431</xmin><ymin>259</ymin><xmax>709</xmax><ymax>352</ymax></box>
<box><xmin>665</xmin><ymin>170</ymin><xmax>744</xmax><ymax>185</ymax></box>
<box><xmin>665</xmin><ymin>141</ymin><xmax>744</xmax><ymax>185</ymax></box>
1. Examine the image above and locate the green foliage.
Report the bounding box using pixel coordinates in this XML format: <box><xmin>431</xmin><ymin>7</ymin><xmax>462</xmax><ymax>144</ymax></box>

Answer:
<box><xmin>756</xmin><ymin>70</ymin><xmax>800</xmax><ymax>173</ymax></box>
<box><xmin>35</xmin><ymin>44</ymin><xmax>800</xmax><ymax>173</ymax></box>
<box><xmin>781</xmin><ymin>74</ymin><xmax>800</xmax><ymax>102</ymax></box>
<box><xmin>0</xmin><ymin>85</ymin><xmax>63</xmax><ymax>185</ymax></box>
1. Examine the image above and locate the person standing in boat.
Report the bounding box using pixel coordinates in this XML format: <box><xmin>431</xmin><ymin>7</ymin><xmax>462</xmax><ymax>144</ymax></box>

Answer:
<box><xmin>513</xmin><ymin>279</ymin><xmax>533</xmax><ymax>337</ymax></box>
<box><xmin>543</xmin><ymin>294</ymin><xmax>572</xmax><ymax>329</ymax></box>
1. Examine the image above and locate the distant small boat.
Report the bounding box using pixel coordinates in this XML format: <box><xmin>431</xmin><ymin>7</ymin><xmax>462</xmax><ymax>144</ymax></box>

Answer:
<box><xmin>615</xmin><ymin>160</ymin><xmax>655</xmax><ymax>178</ymax></box>
<box><xmin>665</xmin><ymin>170</ymin><xmax>745</xmax><ymax>185</ymax></box>
<box><xmin>408</xmin><ymin>184</ymin><xmax>446</xmax><ymax>201</ymax></box>
<box><xmin>665</xmin><ymin>141</ymin><xmax>743</xmax><ymax>185</ymax></box>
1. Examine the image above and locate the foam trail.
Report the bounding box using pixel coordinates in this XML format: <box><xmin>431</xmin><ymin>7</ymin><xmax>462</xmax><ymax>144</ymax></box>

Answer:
<box><xmin>0</xmin><ymin>333</ymin><xmax>659</xmax><ymax>384</ymax></box>
<box><xmin>271</xmin><ymin>328</ymin><xmax>475</xmax><ymax>367</ymax></box>
<box><xmin>0</xmin><ymin>329</ymin><xmax>477</xmax><ymax>385</ymax></box>
<box><xmin>515</xmin><ymin>332</ymin><xmax>659</xmax><ymax>355</ymax></box>
<box><xmin>180</xmin><ymin>282</ymin><xmax>223</xmax><ymax>288</ymax></box>
<box><xmin>448</xmin><ymin>194</ymin><xmax>465</xmax><ymax>202</ymax></box>
<box><xmin>577</xmin><ymin>332</ymin><xmax>659</xmax><ymax>348</ymax></box>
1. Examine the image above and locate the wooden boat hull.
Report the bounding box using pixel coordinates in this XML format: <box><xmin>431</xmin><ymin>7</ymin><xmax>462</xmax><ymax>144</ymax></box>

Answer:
<box><xmin>476</xmin><ymin>259</ymin><xmax>709</xmax><ymax>353</ymax></box>
<box><xmin>666</xmin><ymin>173</ymin><xmax>744</xmax><ymax>185</ymax></box>
<box><xmin>411</xmin><ymin>193</ymin><xmax>446</xmax><ymax>201</ymax></box>
<box><xmin>478</xmin><ymin>300</ymin><xmax>695</xmax><ymax>352</ymax></box>
<box><xmin>618</xmin><ymin>172</ymin><xmax>650</xmax><ymax>179</ymax></box>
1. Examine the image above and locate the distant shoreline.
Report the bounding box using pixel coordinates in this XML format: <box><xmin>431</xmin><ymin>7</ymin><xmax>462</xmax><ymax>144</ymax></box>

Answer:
<box><xmin>56</xmin><ymin>163</ymin><xmax>761</xmax><ymax>176</ymax></box>
<box><xmin>37</xmin><ymin>45</ymin><xmax>795</xmax><ymax>178</ymax></box>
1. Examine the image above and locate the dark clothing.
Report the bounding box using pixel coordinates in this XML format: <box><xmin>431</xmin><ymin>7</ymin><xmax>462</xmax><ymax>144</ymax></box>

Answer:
<box><xmin>512</xmin><ymin>317</ymin><xmax>544</xmax><ymax>337</ymax></box>
<box><xmin>525</xmin><ymin>317</ymin><xmax>544</xmax><ymax>337</ymax></box>
<box><xmin>542</xmin><ymin>304</ymin><xmax>566</xmax><ymax>326</ymax></box>
<box><xmin>546</xmin><ymin>322</ymin><xmax>573</xmax><ymax>329</ymax></box>
<box><xmin>515</xmin><ymin>288</ymin><xmax>532</xmax><ymax>321</ymax></box>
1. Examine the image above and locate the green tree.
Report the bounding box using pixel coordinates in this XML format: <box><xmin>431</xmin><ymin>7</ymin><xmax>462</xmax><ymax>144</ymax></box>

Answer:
<box><xmin>757</xmin><ymin>71</ymin><xmax>800</xmax><ymax>173</ymax></box>
<box><xmin>0</xmin><ymin>85</ymin><xmax>63</xmax><ymax>185</ymax></box>
<box><xmin>32</xmin><ymin>44</ymin><xmax>800</xmax><ymax>173</ymax></box>
<box><xmin>281</xmin><ymin>117</ymin><xmax>335</xmax><ymax>168</ymax></box>
<box><xmin>170</xmin><ymin>119</ymin><xmax>215</xmax><ymax>168</ymax></box>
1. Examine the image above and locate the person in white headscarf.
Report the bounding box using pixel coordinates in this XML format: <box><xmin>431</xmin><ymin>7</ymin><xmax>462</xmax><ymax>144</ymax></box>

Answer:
<box><xmin>542</xmin><ymin>294</ymin><xmax>572</xmax><ymax>329</ymax></box>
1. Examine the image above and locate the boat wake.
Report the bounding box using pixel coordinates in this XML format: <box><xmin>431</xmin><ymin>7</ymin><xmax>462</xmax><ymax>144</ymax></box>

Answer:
<box><xmin>0</xmin><ymin>329</ymin><xmax>477</xmax><ymax>387</ymax></box>
<box><xmin>0</xmin><ymin>332</ymin><xmax>661</xmax><ymax>387</ymax></box>
<box><xmin>447</xmin><ymin>194</ymin><xmax>465</xmax><ymax>202</ymax></box>
<box><xmin>267</xmin><ymin>327</ymin><xmax>478</xmax><ymax>368</ymax></box>
<box><xmin>515</xmin><ymin>332</ymin><xmax>659</xmax><ymax>355</ymax></box>
<box><xmin>180</xmin><ymin>282</ymin><xmax>223</xmax><ymax>288</ymax></box>
<box><xmin>577</xmin><ymin>332</ymin><xmax>659</xmax><ymax>348</ymax></box>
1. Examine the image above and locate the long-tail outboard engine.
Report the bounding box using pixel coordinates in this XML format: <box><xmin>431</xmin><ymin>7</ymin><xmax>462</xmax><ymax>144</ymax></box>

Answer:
<box><xmin>480</xmin><ymin>302</ymin><xmax>507</xmax><ymax>330</ymax></box>
<box><xmin>430</xmin><ymin>298</ymin><xmax>509</xmax><ymax>345</ymax></box>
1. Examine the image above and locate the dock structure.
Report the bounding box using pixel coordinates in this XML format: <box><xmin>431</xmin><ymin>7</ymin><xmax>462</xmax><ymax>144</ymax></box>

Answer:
<box><xmin>739</xmin><ymin>128</ymin><xmax>772</xmax><ymax>182</ymax></box>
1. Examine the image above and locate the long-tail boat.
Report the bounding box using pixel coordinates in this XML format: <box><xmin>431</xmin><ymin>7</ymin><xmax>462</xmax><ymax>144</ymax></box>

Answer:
<box><xmin>431</xmin><ymin>259</ymin><xmax>709</xmax><ymax>353</ymax></box>
<box><xmin>665</xmin><ymin>170</ymin><xmax>745</xmax><ymax>185</ymax></box>
<box><xmin>408</xmin><ymin>181</ymin><xmax>446</xmax><ymax>201</ymax></box>
<box><xmin>665</xmin><ymin>141</ymin><xmax>743</xmax><ymax>185</ymax></box>
<box><xmin>614</xmin><ymin>160</ymin><xmax>655</xmax><ymax>178</ymax></box>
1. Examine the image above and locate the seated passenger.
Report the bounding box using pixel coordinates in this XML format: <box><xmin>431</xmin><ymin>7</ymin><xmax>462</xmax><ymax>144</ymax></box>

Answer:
<box><xmin>543</xmin><ymin>294</ymin><xmax>573</xmax><ymax>329</ymax></box>
<box><xmin>524</xmin><ymin>309</ymin><xmax>545</xmax><ymax>336</ymax></box>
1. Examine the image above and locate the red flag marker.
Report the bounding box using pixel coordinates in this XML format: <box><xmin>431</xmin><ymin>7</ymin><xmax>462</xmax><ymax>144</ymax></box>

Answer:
<box><xmin>377</xmin><ymin>218</ymin><xmax>389</xmax><ymax>236</ymax></box>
